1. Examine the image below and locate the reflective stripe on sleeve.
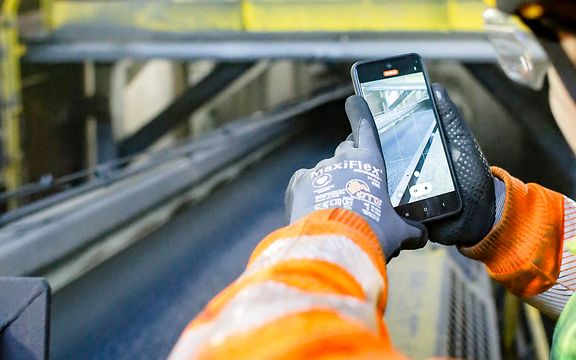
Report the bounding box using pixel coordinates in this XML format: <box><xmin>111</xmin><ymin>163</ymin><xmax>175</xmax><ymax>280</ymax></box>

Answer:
<box><xmin>168</xmin><ymin>281</ymin><xmax>378</xmax><ymax>359</ymax></box>
<box><xmin>528</xmin><ymin>196</ymin><xmax>576</xmax><ymax>318</ymax></box>
<box><xmin>245</xmin><ymin>235</ymin><xmax>384</xmax><ymax>304</ymax></box>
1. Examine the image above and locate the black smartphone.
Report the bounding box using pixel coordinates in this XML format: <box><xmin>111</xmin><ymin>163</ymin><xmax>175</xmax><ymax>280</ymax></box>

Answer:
<box><xmin>351</xmin><ymin>53</ymin><xmax>461</xmax><ymax>222</ymax></box>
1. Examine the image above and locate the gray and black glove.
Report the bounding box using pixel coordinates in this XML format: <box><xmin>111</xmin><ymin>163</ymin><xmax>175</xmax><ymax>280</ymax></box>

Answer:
<box><xmin>286</xmin><ymin>96</ymin><xmax>427</xmax><ymax>261</ymax></box>
<box><xmin>427</xmin><ymin>84</ymin><xmax>500</xmax><ymax>247</ymax></box>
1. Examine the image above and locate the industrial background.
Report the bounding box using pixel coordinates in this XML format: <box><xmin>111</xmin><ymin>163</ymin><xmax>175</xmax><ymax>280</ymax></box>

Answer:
<box><xmin>0</xmin><ymin>1</ymin><xmax>575</xmax><ymax>359</ymax></box>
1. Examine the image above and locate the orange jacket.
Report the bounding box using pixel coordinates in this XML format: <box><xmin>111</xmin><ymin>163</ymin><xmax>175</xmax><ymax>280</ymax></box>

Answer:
<box><xmin>461</xmin><ymin>167</ymin><xmax>575</xmax><ymax>319</ymax></box>
<box><xmin>169</xmin><ymin>167</ymin><xmax>575</xmax><ymax>359</ymax></box>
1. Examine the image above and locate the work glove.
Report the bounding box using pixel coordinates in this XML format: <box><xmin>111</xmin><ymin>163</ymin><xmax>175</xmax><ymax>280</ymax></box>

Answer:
<box><xmin>426</xmin><ymin>84</ymin><xmax>497</xmax><ymax>247</ymax></box>
<box><xmin>285</xmin><ymin>96</ymin><xmax>427</xmax><ymax>262</ymax></box>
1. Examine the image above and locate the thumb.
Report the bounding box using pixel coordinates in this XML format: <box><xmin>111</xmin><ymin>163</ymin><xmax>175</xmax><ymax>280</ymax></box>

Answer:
<box><xmin>432</xmin><ymin>83</ymin><xmax>465</xmax><ymax>134</ymax></box>
<box><xmin>345</xmin><ymin>95</ymin><xmax>383</xmax><ymax>155</ymax></box>
<box><xmin>385</xmin><ymin>219</ymin><xmax>428</xmax><ymax>263</ymax></box>
<box><xmin>431</xmin><ymin>83</ymin><xmax>486</xmax><ymax>164</ymax></box>
<box><xmin>400</xmin><ymin>219</ymin><xmax>428</xmax><ymax>251</ymax></box>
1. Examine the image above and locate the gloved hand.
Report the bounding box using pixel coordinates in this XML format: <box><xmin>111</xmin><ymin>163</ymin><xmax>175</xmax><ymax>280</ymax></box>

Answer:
<box><xmin>426</xmin><ymin>84</ymin><xmax>498</xmax><ymax>247</ymax></box>
<box><xmin>286</xmin><ymin>96</ymin><xmax>427</xmax><ymax>261</ymax></box>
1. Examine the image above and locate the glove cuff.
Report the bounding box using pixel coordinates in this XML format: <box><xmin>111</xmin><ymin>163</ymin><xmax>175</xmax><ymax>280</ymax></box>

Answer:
<box><xmin>459</xmin><ymin>167</ymin><xmax>565</xmax><ymax>297</ymax></box>
<box><xmin>325</xmin><ymin>208</ymin><xmax>377</xmax><ymax>240</ymax></box>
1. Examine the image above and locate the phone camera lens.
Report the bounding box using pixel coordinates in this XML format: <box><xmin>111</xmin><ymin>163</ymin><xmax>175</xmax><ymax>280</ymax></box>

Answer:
<box><xmin>386</xmin><ymin>63</ymin><xmax>392</xmax><ymax>69</ymax></box>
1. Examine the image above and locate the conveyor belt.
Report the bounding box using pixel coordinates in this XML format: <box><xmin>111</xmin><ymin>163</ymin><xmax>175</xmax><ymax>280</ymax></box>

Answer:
<box><xmin>50</xmin><ymin>125</ymin><xmax>344</xmax><ymax>359</ymax></box>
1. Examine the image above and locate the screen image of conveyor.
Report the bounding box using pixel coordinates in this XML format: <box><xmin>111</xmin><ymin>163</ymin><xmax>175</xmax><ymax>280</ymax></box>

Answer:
<box><xmin>360</xmin><ymin>73</ymin><xmax>455</xmax><ymax>207</ymax></box>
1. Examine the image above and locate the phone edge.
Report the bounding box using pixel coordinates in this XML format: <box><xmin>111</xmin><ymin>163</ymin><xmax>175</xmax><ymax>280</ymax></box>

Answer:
<box><xmin>351</xmin><ymin>54</ymin><xmax>463</xmax><ymax>223</ymax></box>
<box><xmin>417</xmin><ymin>54</ymin><xmax>463</xmax><ymax>223</ymax></box>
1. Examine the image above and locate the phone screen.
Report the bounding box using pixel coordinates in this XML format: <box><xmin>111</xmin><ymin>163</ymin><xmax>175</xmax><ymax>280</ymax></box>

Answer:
<box><xmin>353</xmin><ymin>55</ymin><xmax>460</xmax><ymax>221</ymax></box>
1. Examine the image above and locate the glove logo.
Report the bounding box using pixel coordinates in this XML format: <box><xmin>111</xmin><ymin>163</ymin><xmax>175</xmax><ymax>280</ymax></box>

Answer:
<box><xmin>346</xmin><ymin>179</ymin><xmax>370</xmax><ymax>196</ymax></box>
<box><xmin>312</xmin><ymin>174</ymin><xmax>332</xmax><ymax>188</ymax></box>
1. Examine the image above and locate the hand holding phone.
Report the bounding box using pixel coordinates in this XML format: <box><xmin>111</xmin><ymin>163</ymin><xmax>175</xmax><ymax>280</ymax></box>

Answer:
<box><xmin>351</xmin><ymin>54</ymin><xmax>462</xmax><ymax>222</ymax></box>
<box><xmin>426</xmin><ymin>84</ymin><xmax>496</xmax><ymax>247</ymax></box>
<box><xmin>285</xmin><ymin>96</ymin><xmax>428</xmax><ymax>261</ymax></box>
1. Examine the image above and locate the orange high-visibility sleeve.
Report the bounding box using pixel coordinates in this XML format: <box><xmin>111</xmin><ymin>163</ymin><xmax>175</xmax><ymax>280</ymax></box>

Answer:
<box><xmin>169</xmin><ymin>209</ymin><xmax>406</xmax><ymax>360</ymax></box>
<box><xmin>460</xmin><ymin>167</ymin><xmax>566</xmax><ymax>298</ymax></box>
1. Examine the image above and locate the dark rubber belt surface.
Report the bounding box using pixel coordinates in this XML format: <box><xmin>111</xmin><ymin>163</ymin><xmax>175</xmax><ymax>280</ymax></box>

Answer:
<box><xmin>50</xmin><ymin>128</ymin><xmax>343</xmax><ymax>359</ymax></box>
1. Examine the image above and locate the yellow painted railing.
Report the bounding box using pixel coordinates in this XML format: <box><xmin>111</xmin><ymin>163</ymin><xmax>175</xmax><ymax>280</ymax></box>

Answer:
<box><xmin>1</xmin><ymin>0</ymin><xmax>24</xmax><ymax>197</ymax></box>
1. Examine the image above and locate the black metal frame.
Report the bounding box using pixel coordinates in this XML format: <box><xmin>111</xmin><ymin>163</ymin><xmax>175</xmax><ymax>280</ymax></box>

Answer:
<box><xmin>465</xmin><ymin>63</ymin><xmax>576</xmax><ymax>196</ymax></box>
<box><xmin>118</xmin><ymin>62</ymin><xmax>255</xmax><ymax>156</ymax></box>
<box><xmin>0</xmin><ymin>85</ymin><xmax>352</xmax><ymax>276</ymax></box>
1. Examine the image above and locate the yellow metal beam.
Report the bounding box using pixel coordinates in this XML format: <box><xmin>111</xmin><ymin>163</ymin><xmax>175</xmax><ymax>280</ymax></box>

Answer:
<box><xmin>51</xmin><ymin>1</ymin><xmax>243</xmax><ymax>33</ymax></box>
<box><xmin>243</xmin><ymin>0</ymin><xmax>486</xmax><ymax>32</ymax></box>
<box><xmin>2</xmin><ymin>0</ymin><xmax>20</xmax><ymax>15</ymax></box>
<box><xmin>1</xmin><ymin>0</ymin><xmax>24</xmax><ymax>199</ymax></box>
<box><xmin>39</xmin><ymin>0</ymin><xmax>54</xmax><ymax>29</ymax></box>
<box><xmin>524</xmin><ymin>303</ymin><xmax>550</xmax><ymax>360</ymax></box>
<box><xmin>49</xmin><ymin>0</ymin><xmax>486</xmax><ymax>33</ymax></box>
<box><xmin>502</xmin><ymin>292</ymin><xmax>519</xmax><ymax>358</ymax></box>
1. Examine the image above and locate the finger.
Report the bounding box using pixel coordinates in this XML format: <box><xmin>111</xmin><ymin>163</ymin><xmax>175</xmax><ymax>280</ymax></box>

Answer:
<box><xmin>433</xmin><ymin>84</ymin><xmax>472</xmax><ymax>159</ymax></box>
<box><xmin>429</xmin><ymin>83</ymin><xmax>495</xmax><ymax>247</ymax></box>
<box><xmin>432</xmin><ymin>83</ymin><xmax>459</xmax><ymax>125</ymax></box>
<box><xmin>345</xmin><ymin>95</ymin><xmax>383</xmax><ymax>155</ymax></box>
<box><xmin>400</xmin><ymin>221</ymin><xmax>428</xmax><ymax>251</ymax></box>
<box><xmin>334</xmin><ymin>140</ymin><xmax>355</xmax><ymax>156</ymax></box>
<box><xmin>385</xmin><ymin>221</ymin><xmax>428</xmax><ymax>263</ymax></box>
<box><xmin>432</xmin><ymin>83</ymin><xmax>489</xmax><ymax>165</ymax></box>
<box><xmin>432</xmin><ymin>83</ymin><xmax>468</xmax><ymax>141</ymax></box>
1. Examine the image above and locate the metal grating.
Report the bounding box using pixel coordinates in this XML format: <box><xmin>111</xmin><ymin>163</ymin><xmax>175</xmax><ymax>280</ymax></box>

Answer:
<box><xmin>385</xmin><ymin>245</ymin><xmax>501</xmax><ymax>360</ymax></box>
<box><xmin>447</xmin><ymin>267</ymin><xmax>494</xmax><ymax>359</ymax></box>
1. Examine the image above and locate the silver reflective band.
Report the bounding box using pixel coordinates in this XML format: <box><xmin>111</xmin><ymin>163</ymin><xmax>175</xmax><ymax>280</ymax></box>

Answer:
<box><xmin>484</xmin><ymin>8</ymin><xmax>550</xmax><ymax>90</ymax></box>
<box><xmin>246</xmin><ymin>235</ymin><xmax>385</xmax><ymax>304</ymax></box>
<box><xmin>169</xmin><ymin>281</ymin><xmax>379</xmax><ymax>359</ymax></box>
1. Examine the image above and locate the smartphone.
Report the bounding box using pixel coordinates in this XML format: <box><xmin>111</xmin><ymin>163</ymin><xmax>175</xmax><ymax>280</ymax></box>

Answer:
<box><xmin>351</xmin><ymin>53</ymin><xmax>461</xmax><ymax>222</ymax></box>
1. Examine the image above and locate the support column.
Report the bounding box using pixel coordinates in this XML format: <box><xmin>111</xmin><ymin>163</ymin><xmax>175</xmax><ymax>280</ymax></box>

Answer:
<box><xmin>0</xmin><ymin>0</ymin><xmax>24</xmax><ymax>208</ymax></box>
<box><xmin>84</xmin><ymin>62</ymin><xmax>117</xmax><ymax>167</ymax></box>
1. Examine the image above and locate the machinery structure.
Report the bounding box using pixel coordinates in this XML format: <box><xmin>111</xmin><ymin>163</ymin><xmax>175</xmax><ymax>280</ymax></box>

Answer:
<box><xmin>0</xmin><ymin>1</ymin><xmax>575</xmax><ymax>359</ymax></box>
